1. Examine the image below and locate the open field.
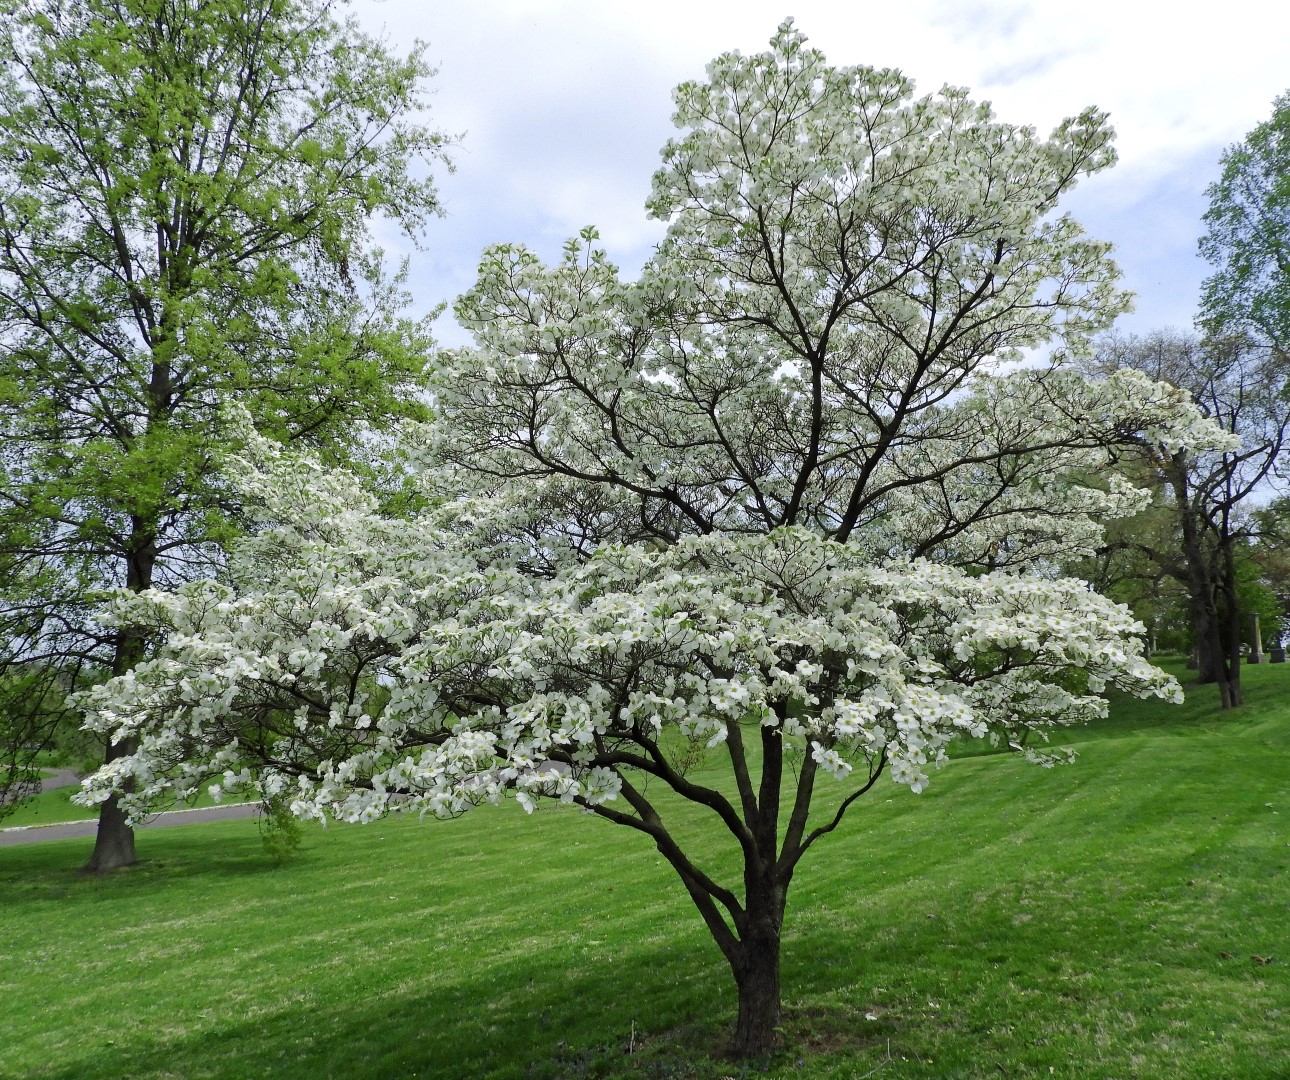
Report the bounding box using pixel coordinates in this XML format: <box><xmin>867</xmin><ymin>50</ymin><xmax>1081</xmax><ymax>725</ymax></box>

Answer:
<box><xmin>2</xmin><ymin>662</ymin><xmax>1286</xmax><ymax>1079</ymax></box>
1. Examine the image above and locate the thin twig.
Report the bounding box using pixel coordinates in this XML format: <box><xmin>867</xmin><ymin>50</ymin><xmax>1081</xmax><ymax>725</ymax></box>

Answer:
<box><xmin>856</xmin><ymin>1037</ymin><xmax>894</xmax><ymax>1078</ymax></box>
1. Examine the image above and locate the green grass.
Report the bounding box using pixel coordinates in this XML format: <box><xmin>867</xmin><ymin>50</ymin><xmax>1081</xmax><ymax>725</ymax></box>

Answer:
<box><xmin>1</xmin><ymin>664</ymin><xmax>1287</xmax><ymax>1079</ymax></box>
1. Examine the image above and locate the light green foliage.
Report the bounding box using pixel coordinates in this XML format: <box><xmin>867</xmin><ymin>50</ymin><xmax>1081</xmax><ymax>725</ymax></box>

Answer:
<box><xmin>1200</xmin><ymin>92</ymin><xmax>1290</xmax><ymax>352</ymax></box>
<box><xmin>1070</xmin><ymin>494</ymin><xmax>1192</xmax><ymax>651</ymax></box>
<box><xmin>0</xmin><ymin>0</ymin><xmax>447</xmax><ymax>822</ymax></box>
<box><xmin>1251</xmin><ymin>497</ymin><xmax>1290</xmax><ymax>640</ymax></box>
<box><xmin>259</xmin><ymin>794</ymin><xmax>305</xmax><ymax>860</ymax></box>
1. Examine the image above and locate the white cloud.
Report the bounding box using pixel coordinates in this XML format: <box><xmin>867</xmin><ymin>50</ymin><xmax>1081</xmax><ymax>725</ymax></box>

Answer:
<box><xmin>354</xmin><ymin>0</ymin><xmax>1290</xmax><ymax>342</ymax></box>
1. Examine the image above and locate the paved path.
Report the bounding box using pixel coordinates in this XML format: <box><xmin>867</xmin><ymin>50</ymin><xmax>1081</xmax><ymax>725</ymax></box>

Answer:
<box><xmin>37</xmin><ymin>768</ymin><xmax>81</xmax><ymax>792</ymax></box>
<box><xmin>0</xmin><ymin>766</ymin><xmax>82</xmax><ymax>806</ymax></box>
<box><xmin>0</xmin><ymin>802</ymin><xmax>261</xmax><ymax>847</ymax></box>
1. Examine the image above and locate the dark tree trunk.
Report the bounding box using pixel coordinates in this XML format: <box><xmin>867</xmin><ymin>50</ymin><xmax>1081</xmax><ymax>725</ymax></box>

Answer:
<box><xmin>588</xmin><ymin>716</ymin><xmax>882</xmax><ymax>1062</ymax></box>
<box><xmin>1163</xmin><ymin>444</ymin><xmax>1256</xmax><ymax>711</ymax></box>
<box><xmin>1194</xmin><ymin>603</ymin><xmax>1242</xmax><ymax>709</ymax></box>
<box><xmin>1218</xmin><ymin>542</ymin><xmax>1243</xmax><ymax>708</ymax></box>
<box><xmin>82</xmin><ymin>735</ymin><xmax>138</xmax><ymax>874</ymax></box>
<box><xmin>1193</xmin><ymin>604</ymin><xmax>1223</xmax><ymax>684</ymax></box>
<box><xmin>1194</xmin><ymin>535</ymin><xmax>1243</xmax><ymax>709</ymax></box>
<box><xmin>731</xmin><ymin>924</ymin><xmax>783</xmax><ymax>1057</ymax></box>
<box><xmin>83</xmin><ymin>519</ymin><xmax>155</xmax><ymax>873</ymax></box>
<box><xmin>1178</xmin><ymin>489</ymin><xmax>1242</xmax><ymax>709</ymax></box>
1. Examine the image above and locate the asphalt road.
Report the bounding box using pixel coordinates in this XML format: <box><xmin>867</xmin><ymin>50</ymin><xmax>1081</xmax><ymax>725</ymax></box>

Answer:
<box><xmin>0</xmin><ymin>768</ymin><xmax>262</xmax><ymax>848</ymax></box>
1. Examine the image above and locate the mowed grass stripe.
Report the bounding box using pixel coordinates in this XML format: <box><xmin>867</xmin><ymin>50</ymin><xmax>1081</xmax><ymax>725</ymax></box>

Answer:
<box><xmin>1</xmin><ymin>662</ymin><xmax>1286</xmax><ymax>1079</ymax></box>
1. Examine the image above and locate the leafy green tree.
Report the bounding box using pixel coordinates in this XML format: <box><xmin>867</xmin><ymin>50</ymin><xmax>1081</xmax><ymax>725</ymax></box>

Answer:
<box><xmin>0</xmin><ymin>0</ymin><xmax>448</xmax><ymax>869</ymax></box>
<box><xmin>1200</xmin><ymin>92</ymin><xmax>1290</xmax><ymax>354</ymax></box>
<box><xmin>1250</xmin><ymin>497</ymin><xmax>1290</xmax><ymax>646</ymax></box>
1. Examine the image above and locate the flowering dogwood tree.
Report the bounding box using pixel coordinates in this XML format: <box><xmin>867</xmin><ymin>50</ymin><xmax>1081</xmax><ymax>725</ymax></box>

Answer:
<box><xmin>77</xmin><ymin>23</ymin><xmax>1233</xmax><ymax>1058</ymax></box>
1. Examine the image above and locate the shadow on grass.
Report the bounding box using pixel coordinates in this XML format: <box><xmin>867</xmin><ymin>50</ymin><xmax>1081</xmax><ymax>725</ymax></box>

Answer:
<box><xmin>5</xmin><ymin>827</ymin><xmax>900</xmax><ymax>1080</ymax></box>
<box><xmin>16</xmin><ymin>809</ymin><xmax>1284</xmax><ymax>1080</ymax></box>
<box><xmin>7</xmin><ymin>664</ymin><xmax>1289</xmax><ymax>1080</ymax></box>
<box><xmin>0</xmin><ymin>834</ymin><xmax>302</xmax><ymax>904</ymax></box>
<box><xmin>23</xmin><ymin>914</ymin><xmax>732</xmax><ymax>1080</ymax></box>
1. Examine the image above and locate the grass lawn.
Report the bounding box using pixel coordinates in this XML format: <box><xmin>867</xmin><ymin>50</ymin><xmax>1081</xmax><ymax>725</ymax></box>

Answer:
<box><xmin>1</xmin><ymin>663</ymin><xmax>1286</xmax><ymax>1079</ymax></box>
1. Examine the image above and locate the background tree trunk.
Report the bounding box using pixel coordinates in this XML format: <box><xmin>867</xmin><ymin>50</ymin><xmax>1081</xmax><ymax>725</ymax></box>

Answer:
<box><xmin>83</xmin><ymin>527</ymin><xmax>154</xmax><ymax>873</ymax></box>
<box><xmin>82</xmin><ymin>734</ymin><xmax>138</xmax><ymax>873</ymax></box>
<box><xmin>1180</xmin><ymin>496</ymin><xmax>1244</xmax><ymax>708</ymax></box>
<box><xmin>1220</xmin><ymin>543</ymin><xmax>1244</xmax><ymax>707</ymax></box>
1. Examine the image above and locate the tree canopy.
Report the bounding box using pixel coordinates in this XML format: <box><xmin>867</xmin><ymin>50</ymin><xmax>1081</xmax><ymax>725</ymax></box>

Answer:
<box><xmin>0</xmin><ymin>0</ymin><xmax>449</xmax><ymax>866</ymax></box>
<box><xmin>1200</xmin><ymin>91</ymin><xmax>1290</xmax><ymax>353</ymax></box>
<box><xmin>73</xmin><ymin>21</ymin><xmax>1231</xmax><ymax>1055</ymax></box>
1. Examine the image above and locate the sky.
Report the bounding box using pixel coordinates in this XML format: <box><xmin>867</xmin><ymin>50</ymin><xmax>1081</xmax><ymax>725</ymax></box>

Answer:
<box><xmin>352</xmin><ymin>0</ymin><xmax>1290</xmax><ymax>349</ymax></box>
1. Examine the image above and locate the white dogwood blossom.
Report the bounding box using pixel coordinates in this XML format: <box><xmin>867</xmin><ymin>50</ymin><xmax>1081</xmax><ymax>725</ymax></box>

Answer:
<box><xmin>73</xmin><ymin>21</ymin><xmax>1239</xmax><ymax>1058</ymax></box>
<box><xmin>76</xmin><ymin>468</ymin><xmax>1180</xmax><ymax>821</ymax></box>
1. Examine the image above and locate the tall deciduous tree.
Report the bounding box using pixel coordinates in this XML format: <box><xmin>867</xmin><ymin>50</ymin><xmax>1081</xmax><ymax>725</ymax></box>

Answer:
<box><xmin>76</xmin><ymin>23</ymin><xmax>1229</xmax><ymax>1055</ymax></box>
<box><xmin>1084</xmin><ymin>330</ymin><xmax>1289</xmax><ymax>707</ymax></box>
<box><xmin>1251</xmin><ymin>497</ymin><xmax>1290</xmax><ymax>644</ymax></box>
<box><xmin>0</xmin><ymin>0</ymin><xmax>448</xmax><ymax>869</ymax></box>
<box><xmin>1200</xmin><ymin>92</ymin><xmax>1290</xmax><ymax>355</ymax></box>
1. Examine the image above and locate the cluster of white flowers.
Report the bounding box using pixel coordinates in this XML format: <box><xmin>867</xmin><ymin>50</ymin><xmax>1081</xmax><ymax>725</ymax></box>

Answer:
<box><xmin>75</xmin><ymin>459</ymin><xmax>1179</xmax><ymax>822</ymax></box>
<box><xmin>73</xmin><ymin>23</ymin><xmax>1226</xmax><ymax>843</ymax></box>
